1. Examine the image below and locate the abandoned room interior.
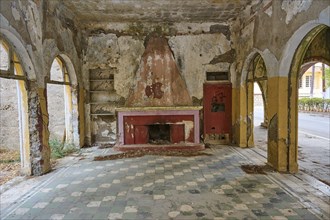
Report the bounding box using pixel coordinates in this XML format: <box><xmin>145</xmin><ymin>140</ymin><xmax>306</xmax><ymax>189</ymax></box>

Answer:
<box><xmin>0</xmin><ymin>0</ymin><xmax>329</xmax><ymax>219</ymax></box>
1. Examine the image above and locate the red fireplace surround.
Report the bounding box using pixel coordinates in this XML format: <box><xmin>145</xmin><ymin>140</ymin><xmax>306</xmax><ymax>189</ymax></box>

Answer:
<box><xmin>114</xmin><ymin>107</ymin><xmax>204</xmax><ymax>151</ymax></box>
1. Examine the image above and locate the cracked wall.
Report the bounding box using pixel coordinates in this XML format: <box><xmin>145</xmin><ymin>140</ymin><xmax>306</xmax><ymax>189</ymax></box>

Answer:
<box><xmin>82</xmin><ymin>23</ymin><xmax>234</xmax><ymax>145</ymax></box>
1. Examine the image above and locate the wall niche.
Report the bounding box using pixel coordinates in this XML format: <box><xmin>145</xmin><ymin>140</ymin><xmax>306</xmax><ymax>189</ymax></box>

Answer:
<box><xmin>89</xmin><ymin>68</ymin><xmax>124</xmax><ymax>144</ymax></box>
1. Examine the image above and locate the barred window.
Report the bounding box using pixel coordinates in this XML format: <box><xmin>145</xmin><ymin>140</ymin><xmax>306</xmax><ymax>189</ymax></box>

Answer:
<box><xmin>305</xmin><ymin>75</ymin><xmax>311</xmax><ymax>88</ymax></box>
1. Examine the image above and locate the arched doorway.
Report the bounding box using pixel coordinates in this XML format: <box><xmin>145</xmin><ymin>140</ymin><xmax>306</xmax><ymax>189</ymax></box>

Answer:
<box><xmin>0</xmin><ymin>38</ymin><xmax>30</xmax><ymax>175</ymax></box>
<box><xmin>253</xmin><ymin>81</ymin><xmax>268</xmax><ymax>156</ymax></box>
<box><xmin>246</xmin><ymin>54</ymin><xmax>267</xmax><ymax>147</ymax></box>
<box><xmin>284</xmin><ymin>25</ymin><xmax>330</xmax><ymax>173</ymax></box>
<box><xmin>47</xmin><ymin>55</ymin><xmax>80</xmax><ymax>157</ymax></box>
<box><xmin>243</xmin><ymin>53</ymin><xmax>268</xmax><ymax>148</ymax></box>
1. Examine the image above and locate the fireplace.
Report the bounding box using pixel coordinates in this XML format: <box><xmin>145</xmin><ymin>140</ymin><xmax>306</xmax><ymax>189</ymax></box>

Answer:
<box><xmin>114</xmin><ymin>107</ymin><xmax>204</xmax><ymax>151</ymax></box>
<box><xmin>114</xmin><ymin>37</ymin><xmax>204</xmax><ymax>151</ymax></box>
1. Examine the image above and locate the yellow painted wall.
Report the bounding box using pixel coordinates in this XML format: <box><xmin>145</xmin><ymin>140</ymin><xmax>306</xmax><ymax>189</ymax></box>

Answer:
<box><xmin>267</xmin><ymin>76</ymin><xmax>298</xmax><ymax>173</ymax></box>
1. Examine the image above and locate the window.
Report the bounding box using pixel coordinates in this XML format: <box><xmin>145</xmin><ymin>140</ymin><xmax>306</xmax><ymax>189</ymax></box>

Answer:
<box><xmin>305</xmin><ymin>75</ymin><xmax>311</xmax><ymax>88</ymax></box>
<box><xmin>206</xmin><ymin>72</ymin><xmax>229</xmax><ymax>81</ymax></box>
<box><xmin>299</xmin><ymin>79</ymin><xmax>302</xmax><ymax>88</ymax></box>
<box><xmin>0</xmin><ymin>42</ymin><xmax>9</xmax><ymax>71</ymax></box>
<box><xmin>50</xmin><ymin>58</ymin><xmax>64</xmax><ymax>82</ymax></box>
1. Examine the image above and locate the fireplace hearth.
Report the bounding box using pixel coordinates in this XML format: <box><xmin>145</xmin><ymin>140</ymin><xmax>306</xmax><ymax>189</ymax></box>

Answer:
<box><xmin>114</xmin><ymin>107</ymin><xmax>204</xmax><ymax>151</ymax></box>
<box><xmin>148</xmin><ymin>124</ymin><xmax>171</xmax><ymax>144</ymax></box>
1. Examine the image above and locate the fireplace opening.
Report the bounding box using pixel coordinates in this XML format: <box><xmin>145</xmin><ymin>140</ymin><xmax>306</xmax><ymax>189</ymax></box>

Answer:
<box><xmin>148</xmin><ymin>124</ymin><xmax>171</xmax><ymax>144</ymax></box>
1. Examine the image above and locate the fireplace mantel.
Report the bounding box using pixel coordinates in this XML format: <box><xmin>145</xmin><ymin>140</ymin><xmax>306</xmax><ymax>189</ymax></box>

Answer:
<box><xmin>115</xmin><ymin>106</ymin><xmax>204</xmax><ymax>151</ymax></box>
<box><xmin>116</xmin><ymin>106</ymin><xmax>202</xmax><ymax>112</ymax></box>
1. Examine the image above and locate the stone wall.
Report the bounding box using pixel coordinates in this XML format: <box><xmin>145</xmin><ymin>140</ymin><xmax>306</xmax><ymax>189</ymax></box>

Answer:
<box><xmin>0</xmin><ymin>78</ymin><xmax>19</xmax><ymax>150</ymax></box>
<box><xmin>47</xmin><ymin>83</ymin><xmax>65</xmax><ymax>141</ymax></box>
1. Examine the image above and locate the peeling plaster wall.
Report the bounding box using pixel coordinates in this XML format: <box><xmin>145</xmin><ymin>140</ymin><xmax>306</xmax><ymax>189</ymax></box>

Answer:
<box><xmin>82</xmin><ymin>33</ymin><xmax>145</xmax><ymax>144</ymax></box>
<box><xmin>230</xmin><ymin>0</ymin><xmax>329</xmax><ymax>171</ymax></box>
<box><xmin>83</xmin><ymin>34</ymin><xmax>144</xmax><ymax>97</ymax></box>
<box><xmin>125</xmin><ymin>36</ymin><xmax>192</xmax><ymax>107</ymax></box>
<box><xmin>169</xmin><ymin>34</ymin><xmax>232</xmax><ymax>99</ymax></box>
<box><xmin>0</xmin><ymin>0</ymin><xmax>83</xmax><ymax>175</ymax></box>
<box><xmin>281</xmin><ymin>0</ymin><xmax>313</xmax><ymax>25</ymax></box>
<box><xmin>0</xmin><ymin>0</ymin><xmax>82</xmax><ymax>86</ymax></box>
<box><xmin>231</xmin><ymin>0</ymin><xmax>328</xmax><ymax>82</ymax></box>
<box><xmin>231</xmin><ymin>0</ymin><xmax>329</xmax><ymax>127</ymax></box>
<box><xmin>303</xmin><ymin>28</ymin><xmax>330</xmax><ymax>64</ymax></box>
<box><xmin>82</xmin><ymin>23</ymin><xmax>235</xmax><ymax>144</ymax></box>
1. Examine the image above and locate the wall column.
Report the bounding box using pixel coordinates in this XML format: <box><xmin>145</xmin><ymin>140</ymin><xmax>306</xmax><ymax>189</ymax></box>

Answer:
<box><xmin>238</xmin><ymin>84</ymin><xmax>248</xmax><ymax>147</ymax></box>
<box><xmin>78</xmin><ymin>86</ymin><xmax>86</xmax><ymax>147</ymax></box>
<box><xmin>267</xmin><ymin>76</ymin><xmax>298</xmax><ymax>173</ymax></box>
<box><xmin>246</xmin><ymin>81</ymin><xmax>254</xmax><ymax>147</ymax></box>
<box><xmin>28</xmin><ymin>81</ymin><xmax>51</xmax><ymax>175</ymax></box>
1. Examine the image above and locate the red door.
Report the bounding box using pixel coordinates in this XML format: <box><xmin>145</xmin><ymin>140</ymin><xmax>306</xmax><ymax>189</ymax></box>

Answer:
<box><xmin>203</xmin><ymin>83</ymin><xmax>232</xmax><ymax>139</ymax></box>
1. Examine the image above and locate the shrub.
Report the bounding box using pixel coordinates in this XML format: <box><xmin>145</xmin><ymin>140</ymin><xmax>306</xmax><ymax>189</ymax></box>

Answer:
<box><xmin>49</xmin><ymin>139</ymin><xmax>78</xmax><ymax>159</ymax></box>
<box><xmin>298</xmin><ymin>98</ymin><xmax>330</xmax><ymax>112</ymax></box>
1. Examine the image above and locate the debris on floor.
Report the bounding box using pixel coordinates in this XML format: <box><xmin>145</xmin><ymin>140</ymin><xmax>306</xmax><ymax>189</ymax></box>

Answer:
<box><xmin>97</xmin><ymin>144</ymin><xmax>114</xmax><ymax>149</ymax></box>
<box><xmin>241</xmin><ymin>164</ymin><xmax>275</xmax><ymax>175</ymax></box>
<box><xmin>94</xmin><ymin>150</ymin><xmax>212</xmax><ymax>161</ymax></box>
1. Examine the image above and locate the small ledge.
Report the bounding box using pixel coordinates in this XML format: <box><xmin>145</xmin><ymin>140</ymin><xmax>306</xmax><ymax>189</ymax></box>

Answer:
<box><xmin>116</xmin><ymin>106</ymin><xmax>203</xmax><ymax>112</ymax></box>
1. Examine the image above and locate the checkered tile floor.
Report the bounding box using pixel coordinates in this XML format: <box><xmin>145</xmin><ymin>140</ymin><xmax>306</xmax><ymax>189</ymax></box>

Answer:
<box><xmin>1</xmin><ymin>146</ymin><xmax>327</xmax><ymax>220</ymax></box>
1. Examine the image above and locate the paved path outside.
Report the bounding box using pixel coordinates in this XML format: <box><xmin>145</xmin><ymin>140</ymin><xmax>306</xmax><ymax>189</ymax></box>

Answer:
<box><xmin>1</xmin><ymin>146</ymin><xmax>329</xmax><ymax>220</ymax></box>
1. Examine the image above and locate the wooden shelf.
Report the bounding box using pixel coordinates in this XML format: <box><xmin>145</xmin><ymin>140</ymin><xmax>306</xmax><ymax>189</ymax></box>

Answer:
<box><xmin>89</xmin><ymin>90</ymin><xmax>115</xmax><ymax>93</ymax></box>
<box><xmin>90</xmin><ymin>102</ymin><xmax>113</xmax><ymax>104</ymax></box>
<box><xmin>89</xmin><ymin>79</ymin><xmax>114</xmax><ymax>82</ymax></box>
<box><xmin>90</xmin><ymin>113</ymin><xmax>115</xmax><ymax>116</ymax></box>
<box><xmin>89</xmin><ymin>69</ymin><xmax>116</xmax><ymax>117</ymax></box>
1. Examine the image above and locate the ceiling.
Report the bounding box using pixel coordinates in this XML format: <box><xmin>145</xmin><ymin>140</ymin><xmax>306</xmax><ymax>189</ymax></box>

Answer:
<box><xmin>59</xmin><ymin>0</ymin><xmax>252</xmax><ymax>26</ymax></box>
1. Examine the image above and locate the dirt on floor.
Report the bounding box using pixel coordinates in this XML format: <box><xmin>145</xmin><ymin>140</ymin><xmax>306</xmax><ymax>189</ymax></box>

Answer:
<box><xmin>0</xmin><ymin>149</ymin><xmax>21</xmax><ymax>185</ymax></box>
<box><xmin>241</xmin><ymin>164</ymin><xmax>276</xmax><ymax>175</ymax></box>
<box><xmin>94</xmin><ymin>150</ymin><xmax>212</xmax><ymax>161</ymax></box>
